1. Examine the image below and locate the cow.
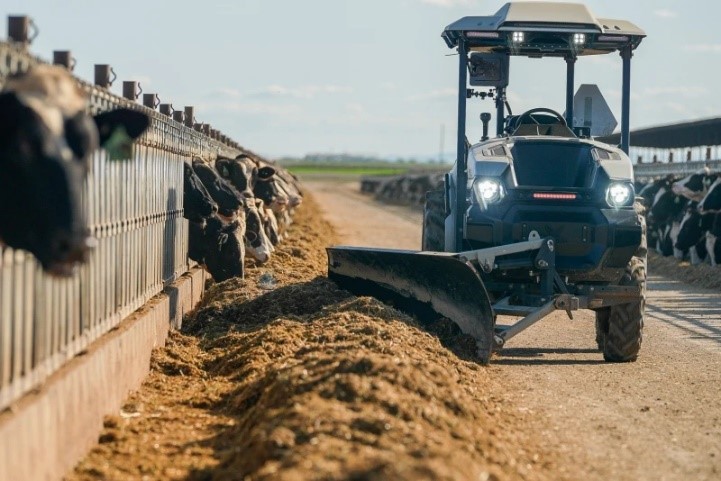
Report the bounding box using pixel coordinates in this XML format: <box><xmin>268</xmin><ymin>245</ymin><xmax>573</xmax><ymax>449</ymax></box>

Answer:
<box><xmin>705</xmin><ymin>214</ymin><xmax>721</xmax><ymax>266</ymax></box>
<box><xmin>183</xmin><ymin>163</ymin><xmax>217</xmax><ymax>224</ymax></box>
<box><xmin>215</xmin><ymin>155</ymin><xmax>255</xmax><ymax>199</ymax></box>
<box><xmin>648</xmin><ymin>182</ymin><xmax>688</xmax><ymax>257</ymax></box>
<box><xmin>0</xmin><ymin>64</ymin><xmax>149</xmax><ymax>276</ymax></box>
<box><xmin>674</xmin><ymin>205</ymin><xmax>713</xmax><ymax>264</ymax></box>
<box><xmin>253</xmin><ymin>165</ymin><xmax>290</xmax><ymax>214</ymax></box>
<box><xmin>243</xmin><ymin>199</ymin><xmax>274</xmax><ymax>263</ymax></box>
<box><xmin>256</xmin><ymin>198</ymin><xmax>280</xmax><ymax>246</ymax></box>
<box><xmin>192</xmin><ymin>158</ymin><xmax>244</xmax><ymax>220</ymax></box>
<box><xmin>215</xmin><ymin>156</ymin><xmax>275</xmax><ymax>261</ymax></box>
<box><xmin>188</xmin><ymin>214</ymin><xmax>246</xmax><ymax>281</ymax></box>
<box><xmin>672</xmin><ymin>169</ymin><xmax>717</xmax><ymax>203</ymax></box>
<box><xmin>697</xmin><ymin>178</ymin><xmax>721</xmax><ymax>266</ymax></box>
<box><xmin>698</xmin><ymin>177</ymin><xmax>721</xmax><ymax>214</ymax></box>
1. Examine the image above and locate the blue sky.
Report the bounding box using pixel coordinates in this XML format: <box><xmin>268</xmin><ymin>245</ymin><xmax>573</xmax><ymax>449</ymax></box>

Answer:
<box><xmin>4</xmin><ymin>0</ymin><xmax>718</xmax><ymax>158</ymax></box>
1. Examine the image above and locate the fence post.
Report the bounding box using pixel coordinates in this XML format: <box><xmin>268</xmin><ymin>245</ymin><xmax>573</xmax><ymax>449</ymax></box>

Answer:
<box><xmin>8</xmin><ymin>16</ymin><xmax>37</xmax><ymax>45</ymax></box>
<box><xmin>52</xmin><ymin>51</ymin><xmax>75</xmax><ymax>71</ymax></box>
<box><xmin>94</xmin><ymin>64</ymin><xmax>116</xmax><ymax>88</ymax></box>
<box><xmin>183</xmin><ymin>107</ymin><xmax>195</xmax><ymax>128</ymax></box>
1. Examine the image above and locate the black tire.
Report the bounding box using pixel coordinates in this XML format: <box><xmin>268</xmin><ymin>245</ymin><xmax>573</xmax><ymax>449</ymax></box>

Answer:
<box><xmin>594</xmin><ymin>308</ymin><xmax>609</xmax><ymax>352</ymax></box>
<box><xmin>602</xmin><ymin>260</ymin><xmax>645</xmax><ymax>362</ymax></box>
<box><xmin>422</xmin><ymin>189</ymin><xmax>445</xmax><ymax>251</ymax></box>
<box><xmin>601</xmin><ymin>202</ymin><xmax>647</xmax><ymax>362</ymax></box>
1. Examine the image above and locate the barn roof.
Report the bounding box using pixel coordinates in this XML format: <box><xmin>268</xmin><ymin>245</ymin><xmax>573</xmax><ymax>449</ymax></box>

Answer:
<box><xmin>598</xmin><ymin>118</ymin><xmax>721</xmax><ymax>149</ymax></box>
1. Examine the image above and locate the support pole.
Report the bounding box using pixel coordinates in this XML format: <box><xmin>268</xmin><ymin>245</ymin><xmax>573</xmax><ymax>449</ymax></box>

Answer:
<box><xmin>455</xmin><ymin>40</ymin><xmax>469</xmax><ymax>252</ymax></box>
<box><xmin>620</xmin><ymin>46</ymin><xmax>632</xmax><ymax>154</ymax></box>
<box><xmin>565</xmin><ymin>56</ymin><xmax>576</xmax><ymax>127</ymax></box>
<box><xmin>495</xmin><ymin>87</ymin><xmax>505</xmax><ymax>136</ymax></box>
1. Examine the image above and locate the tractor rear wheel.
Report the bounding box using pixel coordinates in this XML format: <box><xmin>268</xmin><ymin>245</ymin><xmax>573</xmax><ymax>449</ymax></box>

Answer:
<box><xmin>422</xmin><ymin>189</ymin><xmax>445</xmax><ymax>251</ymax></box>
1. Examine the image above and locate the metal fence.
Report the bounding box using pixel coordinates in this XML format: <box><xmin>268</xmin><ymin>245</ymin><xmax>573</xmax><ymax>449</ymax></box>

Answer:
<box><xmin>0</xmin><ymin>41</ymin><xmax>241</xmax><ymax>410</ymax></box>
<box><xmin>634</xmin><ymin>159</ymin><xmax>721</xmax><ymax>179</ymax></box>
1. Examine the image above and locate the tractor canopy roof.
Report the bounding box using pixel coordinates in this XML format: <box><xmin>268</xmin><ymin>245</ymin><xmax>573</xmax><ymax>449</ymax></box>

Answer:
<box><xmin>442</xmin><ymin>2</ymin><xmax>645</xmax><ymax>57</ymax></box>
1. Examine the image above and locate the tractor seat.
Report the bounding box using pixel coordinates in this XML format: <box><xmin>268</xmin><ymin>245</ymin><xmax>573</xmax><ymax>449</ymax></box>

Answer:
<box><xmin>508</xmin><ymin>113</ymin><xmax>576</xmax><ymax>138</ymax></box>
<box><xmin>513</xmin><ymin>123</ymin><xmax>577</xmax><ymax>137</ymax></box>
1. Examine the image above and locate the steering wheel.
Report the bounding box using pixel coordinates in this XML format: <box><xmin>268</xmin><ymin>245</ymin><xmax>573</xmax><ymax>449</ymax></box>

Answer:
<box><xmin>514</xmin><ymin>108</ymin><xmax>568</xmax><ymax>128</ymax></box>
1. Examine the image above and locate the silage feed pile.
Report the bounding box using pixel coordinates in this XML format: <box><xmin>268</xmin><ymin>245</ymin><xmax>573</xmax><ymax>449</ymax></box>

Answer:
<box><xmin>69</xmin><ymin>195</ymin><xmax>562</xmax><ymax>481</ymax></box>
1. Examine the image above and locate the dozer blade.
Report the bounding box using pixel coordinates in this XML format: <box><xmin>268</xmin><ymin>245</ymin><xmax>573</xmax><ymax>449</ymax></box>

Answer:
<box><xmin>327</xmin><ymin>246</ymin><xmax>495</xmax><ymax>363</ymax></box>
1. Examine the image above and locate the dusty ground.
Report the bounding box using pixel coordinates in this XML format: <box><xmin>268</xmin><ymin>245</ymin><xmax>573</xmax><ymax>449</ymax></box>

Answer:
<box><xmin>67</xmin><ymin>194</ymin><xmax>566</xmax><ymax>481</ymax></box>
<box><xmin>307</xmin><ymin>180</ymin><xmax>721</xmax><ymax>481</ymax></box>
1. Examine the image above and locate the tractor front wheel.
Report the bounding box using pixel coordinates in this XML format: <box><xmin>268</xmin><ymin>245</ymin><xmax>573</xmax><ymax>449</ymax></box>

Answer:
<box><xmin>422</xmin><ymin>189</ymin><xmax>445</xmax><ymax>251</ymax></box>
<box><xmin>597</xmin><ymin>202</ymin><xmax>646</xmax><ymax>362</ymax></box>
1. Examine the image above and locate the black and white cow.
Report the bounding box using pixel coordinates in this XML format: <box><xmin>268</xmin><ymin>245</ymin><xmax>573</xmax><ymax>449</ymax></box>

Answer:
<box><xmin>215</xmin><ymin>155</ymin><xmax>256</xmax><ymax>199</ymax></box>
<box><xmin>705</xmin><ymin>214</ymin><xmax>721</xmax><ymax>267</ymax></box>
<box><xmin>0</xmin><ymin>64</ymin><xmax>149</xmax><ymax>275</ymax></box>
<box><xmin>189</xmin><ymin>214</ymin><xmax>246</xmax><ymax>281</ymax></box>
<box><xmin>672</xmin><ymin>170</ymin><xmax>717</xmax><ymax>203</ymax></box>
<box><xmin>215</xmin><ymin>156</ymin><xmax>275</xmax><ymax>260</ymax></box>
<box><xmin>674</xmin><ymin>204</ymin><xmax>713</xmax><ymax>264</ymax></box>
<box><xmin>183</xmin><ymin>163</ymin><xmax>217</xmax><ymax>224</ymax></box>
<box><xmin>192</xmin><ymin>158</ymin><xmax>244</xmax><ymax>220</ymax></box>
<box><xmin>698</xmin><ymin>177</ymin><xmax>721</xmax><ymax>266</ymax></box>
<box><xmin>649</xmin><ymin>183</ymin><xmax>688</xmax><ymax>257</ymax></box>
<box><xmin>243</xmin><ymin>199</ymin><xmax>274</xmax><ymax>263</ymax></box>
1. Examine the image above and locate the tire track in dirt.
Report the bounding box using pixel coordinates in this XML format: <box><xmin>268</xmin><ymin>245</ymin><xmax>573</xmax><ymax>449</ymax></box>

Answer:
<box><xmin>307</xmin><ymin>180</ymin><xmax>721</xmax><ymax>481</ymax></box>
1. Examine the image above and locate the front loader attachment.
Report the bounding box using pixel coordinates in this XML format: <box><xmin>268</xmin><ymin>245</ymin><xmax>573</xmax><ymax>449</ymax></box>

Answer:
<box><xmin>327</xmin><ymin>246</ymin><xmax>495</xmax><ymax>362</ymax></box>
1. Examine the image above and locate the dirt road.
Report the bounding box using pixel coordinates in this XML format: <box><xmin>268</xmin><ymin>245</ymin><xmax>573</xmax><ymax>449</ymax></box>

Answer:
<box><xmin>306</xmin><ymin>180</ymin><xmax>721</xmax><ymax>481</ymax></box>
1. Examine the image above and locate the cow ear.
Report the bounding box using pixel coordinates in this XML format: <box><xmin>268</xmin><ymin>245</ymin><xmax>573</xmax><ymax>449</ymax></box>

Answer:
<box><xmin>257</xmin><ymin>166</ymin><xmax>276</xmax><ymax>181</ymax></box>
<box><xmin>93</xmin><ymin>108</ymin><xmax>150</xmax><ymax>161</ymax></box>
<box><xmin>0</xmin><ymin>92</ymin><xmax>23</xmax><ymax>148</ymax></box>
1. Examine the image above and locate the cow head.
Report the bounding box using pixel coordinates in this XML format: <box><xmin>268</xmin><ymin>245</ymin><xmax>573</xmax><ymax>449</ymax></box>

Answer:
<box><xmin>203</xmin><ymin>215</ymin><xmax>245</xmax><ymax>281</ymax></box>
<box><xmin>649</xmin><ymin>188</ymin><xmax>687</xmax><ymax>226</ymax></box>
<box><xmin>216</xmin><ymin>155</ymin><xmax>256</xmax><ymax>199</ymax></box>
<box><xmin>191</xmin><ymin>159</ymin><xmax>243</xmax><ymax>219</ymax></box>
<box><xmin>244</xmin><ymin>200</ymin><xmax>274</xmax><ymax>263</ymax></box>
<box><xmin>675</xmin><ymin>206</ymin><xmax>713</xmax><ymax>251</ymax></box>
<box><xmin>183</xmin><ymin>163</ymin><xmax>217</xmax><ymax>224</ymax></box>
<box><xmin>255</xmin><ymin>198</ymin><xmax>280</xmax><ymax>245</ymax></box>
<box><xmin>253</xmin><ymin>165</ymin><xmax>289</xmax><ymax>213</ymax></box>
<box><xmin>698</xmin><ymin>177</ymin><xmax>721</xmax><ymax>213</ymax></box>
<box><xmin>672</xmin><ymin>170</ymin><xmax>715</xmax><ymax>202</ymax></box>
<box><xmin>0</xmin><ymin>65</ymin><xmax>149</xmax><ymax>276</ymax></box>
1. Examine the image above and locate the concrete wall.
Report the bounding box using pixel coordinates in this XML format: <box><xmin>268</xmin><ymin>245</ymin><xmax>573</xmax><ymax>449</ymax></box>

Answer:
<box><xmin>0</xmin><ymin>268</ymin><xmax>206</xmax><ymax>481</ymax></box>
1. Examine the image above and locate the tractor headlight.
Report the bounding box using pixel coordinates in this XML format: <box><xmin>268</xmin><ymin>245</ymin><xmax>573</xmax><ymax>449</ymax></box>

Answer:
<box><xmin>606</xmin><ymin>182</ymin><xmax>633</xmax><ymax>207</ymax></box>
<box><xmin>474</xmin><ymin>179</ymin><xmax>504</xmax><ymax>205</ymax></box>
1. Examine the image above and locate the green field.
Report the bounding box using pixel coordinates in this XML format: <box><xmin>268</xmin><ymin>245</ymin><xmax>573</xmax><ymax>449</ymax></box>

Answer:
<box><xmin>281</xmin><ymin>162</ymin><xmax>448</xmax><ymax>179</ymax></box>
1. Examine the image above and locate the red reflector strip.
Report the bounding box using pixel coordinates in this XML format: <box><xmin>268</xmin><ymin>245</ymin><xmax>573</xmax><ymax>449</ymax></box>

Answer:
<box><xmin>532</xmin><ymin>192</ymin><xmax>577</xmax><ymax>200</ymax></box>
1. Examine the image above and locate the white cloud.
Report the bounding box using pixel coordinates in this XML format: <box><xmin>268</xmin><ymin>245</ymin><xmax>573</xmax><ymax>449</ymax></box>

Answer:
<box><xmin>405</xmin><ymin>88</ymin><xmax>456</xmax><ymax>101</ymax></box>
<box><xmin>685</xmin><ymin>44</ymin><xmax>721</xmax><ymax>53</ymax></box>
<box><xmin>196</xmin><ymin>101</ymin><xmax>303</xmax><ymax>116</ymax></box>
<box><xmin>641</xmin><ymin>86</ymin><xmax>707</xmax><ymax>98</ymax></box>
<box><xmin>345</xmin><ymin>103</ymin><xmax>366</xmax><ymax>116</ymax></box>
<box><xmin>251</xmin><ymin>84</ymin><xmax>353</xmax><ymax>99</ymax></box>
<box><xmin>653</xmin><ymin>9</ymin><xmax>677</xmax><ymax>18</ymax></box>
<box><xmin>419</xmin><ymin>0</ymin><xmax>475</xmax><ymax>7</ymax></box>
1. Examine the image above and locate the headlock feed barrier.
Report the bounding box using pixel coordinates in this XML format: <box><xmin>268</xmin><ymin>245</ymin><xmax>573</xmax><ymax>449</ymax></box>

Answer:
<box><xmin>0</xmin><ymin>40</ymin><xmax>244</xmax><ymax>411</ymax></box>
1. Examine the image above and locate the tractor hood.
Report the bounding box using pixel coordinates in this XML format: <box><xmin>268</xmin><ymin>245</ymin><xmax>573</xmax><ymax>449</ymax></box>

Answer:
<box><xmin>468</xmin><ymin>136</ymin><xmax>633</xmax><ymax>189</ymax></box>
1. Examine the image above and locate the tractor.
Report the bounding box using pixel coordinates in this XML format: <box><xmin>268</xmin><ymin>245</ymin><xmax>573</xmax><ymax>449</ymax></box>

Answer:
<box><xmin>328</xmin><ymin>2</ymin><xmax>647</xmax><ymax>364</ymax></box>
